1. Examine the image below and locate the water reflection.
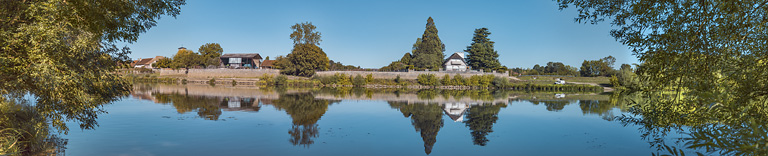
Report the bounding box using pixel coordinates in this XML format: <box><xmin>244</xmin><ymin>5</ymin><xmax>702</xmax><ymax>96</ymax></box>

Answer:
<box><xmin>130</xmin><ymin>84</ymin><xmax>737</xmax><ymax>155</ymax></box>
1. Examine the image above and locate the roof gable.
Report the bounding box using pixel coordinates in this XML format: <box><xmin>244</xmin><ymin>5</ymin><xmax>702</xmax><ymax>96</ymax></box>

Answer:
<box><xmin>221</xmin><ymin>53</ymin><xmax>263</xmax><ymax>59</ymax></box>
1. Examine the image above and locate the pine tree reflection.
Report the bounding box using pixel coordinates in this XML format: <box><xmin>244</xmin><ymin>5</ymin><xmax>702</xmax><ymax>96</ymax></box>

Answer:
<box><xmin>389</xmin><ymin>101</ymin><xmax>444</xmax><ymax>155</ymax></box>
<box><xmin>464</xmin><ymin>103</ymin><xmax>507</xmax><ymax>146</ymax></box>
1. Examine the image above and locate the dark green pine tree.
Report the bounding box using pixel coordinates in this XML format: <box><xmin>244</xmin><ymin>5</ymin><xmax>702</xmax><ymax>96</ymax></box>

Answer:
<box><xmin>412</xmin><ymin>17</ymin><xmax>446</xmax><ymax>71</ymax></box>
<box><xmin>464</xmin><ymin>104</ymin><xmax>506</xmax><ymax>146</ymax></box>
<box><xmin>465</xmin><ymin>28</ymin><xmax>501</xmax><ymax>72</ymax></box>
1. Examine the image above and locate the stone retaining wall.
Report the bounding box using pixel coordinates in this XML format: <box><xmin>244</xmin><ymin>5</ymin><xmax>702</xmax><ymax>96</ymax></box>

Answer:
<box><xmin>156</xmin><ymin>68</ymin><xmax>280</xmax><ymax>78</ymax></box>
<box><xmin>156</xmin><ymin>68</ymin><xmax>510</xmax><ymax>80</ymax></box>
<box><xmin>315</xmin><ymin>70</ymin><xmax>510</xmax><ymax>79</ymax></box>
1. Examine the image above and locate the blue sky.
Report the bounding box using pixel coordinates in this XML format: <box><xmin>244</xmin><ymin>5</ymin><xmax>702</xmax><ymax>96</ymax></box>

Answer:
<box><xmin>126</xmin><ymin>0</ymin><xmax>638</xmax><ymax>69</ymax></box>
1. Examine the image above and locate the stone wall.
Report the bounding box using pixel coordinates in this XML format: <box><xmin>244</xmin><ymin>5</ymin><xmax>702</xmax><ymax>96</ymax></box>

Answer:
<box><xmin>156</xmin><ymin>68</ymin><xmax>510</xmax><ymax>80</ymax></box>
<box><xmin>156</xmin><ymin>68</ymin><xmax>280</xmax><ymax>78</ymax></box>
<box><xmin>315</xmin><ymin>70</ymin><xmax>511</xmax><ymax>80</ymax></box>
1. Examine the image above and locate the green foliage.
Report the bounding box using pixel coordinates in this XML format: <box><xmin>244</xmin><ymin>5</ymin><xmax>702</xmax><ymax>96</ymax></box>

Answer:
<box><xmin>492</xmin><ymin>76</ymin><xmax>508</xmax><ymax>88</ymax></box>
<box><xmin>366</xmin><ymin>74</ymin><xmax>374</xmax><ymax>83</ymax></box>
<box><xmin>609</xmin><ymin>75</ymin><xmax>619</xmax><ymax>87</ymax></box>
<box><xmin>395</xmin><ymin>75</ymin><xmax>402</xmax><ymax>83</ymax></box>
<box><xmin>173</xmin><ymin>49</ymin><xmax>204</xmax><ymax>68</ymax></box>
<box><xmin>270</xmin><ymin>93</ymin><xmax>331</xmax><ymax>147</ymax></box>
<box><xmin>153</xmin><ymin>57</ymin><xmax>175</xmax><ymax>68</ymax></box>
<box><xmin>441</xmin><ymin>74</ymin><xmax>452</xmax><ymax>85</ymax></box>
<box><xmin>198</xmin><ymin>43</ymin><xmax>223</xmax><ymax>67</ymax></box>
<box><xmin>580</xmin><ymin>57</ymin><xmax>615</xmax><ymax>77</ymax></box>
<box><xmin>465</xmin><ymin>28</ymin><xmax>501</xmax><ymax>71</ymax></box>
<box><xmin>181</xmin><ymin>79</ymin><xmax>188</xmax><ymax>84</ymax></box>
<box><xmin>466</xmin><ymin>75</ymin><xmax>481</xmax><ymax>86</ymax></box>
<box><xmin>281</xmin><ymin>43</ymin><xmax>329</xmax><ymax>77</ymax></box>
<box><xmin>332</xmin><ymin>73</ymin><xmax>352</xmax><ymax>85</ymax></box>
<box><xmin>411</xmin><ymin>17</ymin><xmax>446</xmax><ymax>71</ymax></box>
<box><xmin>328</xmin><ymin>60</ymin><xmax>361</xmax><ymax>71</ymax></box>
<box><xmin>280</xmin><ymin>22</ymin><xmax>329</xmax><ymax>76</ymax></box>
<box><xmin>400</xmin><ymin>53</ymin><xmax>413</xmax><ymax>65</ymax></box>
<box><xmin>0</xmin><ymin>0</ymin><xmax>184</xmax><ymax>133</ymax></box>
<box><xmin>417</xmin><ymin>74</ymin><xmax>439</xmax><ymax>86</ymax></box>
<box><xmin>452</xmin><ymin>75</ymin><xmax>466</xmax><ymax>86</ymax></box>
<box><xmin>274</xmin><ymin>75</ymin><xmax>288</xmax><ymax>86</ymax></box>
<box><xmin>479</xmin><ymin>75</ymin><xmax>495</xmax><ymax>88</ymax></box>
<box><xmin>231</xmin><ymin>80</ymin><xmax>237</xmax><ymax>86</ymax></box>
<box><xmin>260</xmin><ymin>74</ymin><xmax>274</xmax><ymax>84</ymax></box>
<box><xmin>352</xmin><ymin>75</ymin><xmax>367</xmax><ymax>87</ymax></box>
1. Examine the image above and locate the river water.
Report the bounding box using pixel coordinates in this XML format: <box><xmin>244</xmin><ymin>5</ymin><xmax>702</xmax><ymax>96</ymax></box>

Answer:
<box><xmin>61</xmin><ymin>84</ymin><xmax>693</xmax><ymax>156</ymax></box>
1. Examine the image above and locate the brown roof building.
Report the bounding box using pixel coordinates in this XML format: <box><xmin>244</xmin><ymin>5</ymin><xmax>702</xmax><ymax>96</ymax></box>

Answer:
<box><xmin>260</xmin><ymin>60</ymin><xmax>276</xmax><ymax>69</ymax></box>
<box><xmin>220</xmin><ymin>53</ymin><xmax>263</xmax><ymax>68</ymax></box>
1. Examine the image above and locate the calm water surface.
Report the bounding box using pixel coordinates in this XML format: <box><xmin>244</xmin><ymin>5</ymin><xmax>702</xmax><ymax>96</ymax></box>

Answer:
<box><xmin>62</xmin><ymin>84</ymin><xmax>692</xmax><ymax>156</ymax></box>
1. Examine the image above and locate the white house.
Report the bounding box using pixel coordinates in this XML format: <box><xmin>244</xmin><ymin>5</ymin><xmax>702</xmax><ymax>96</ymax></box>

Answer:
<box><xmin>444</xmin><ymin>52</ymin><xmax>467</xmax><ymax>71</ymax></box>
<box><xmin>443</xmin><ymin>103</ymin><xmax>469</xmax><ymax>122</ymax></box>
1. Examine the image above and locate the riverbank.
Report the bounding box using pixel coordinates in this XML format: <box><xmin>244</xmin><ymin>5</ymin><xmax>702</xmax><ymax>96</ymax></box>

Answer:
<box><xmin>123</xmin><ymin>71</ymin><xmax>606</xmax><ymax>92</ymax></box>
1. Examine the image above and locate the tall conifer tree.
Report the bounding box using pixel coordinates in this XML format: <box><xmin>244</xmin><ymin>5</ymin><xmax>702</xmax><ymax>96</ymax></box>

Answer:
<box><xmin>412</xmin><ymin>17</ymin><xmax>445</xmax><ymax>70</ymax></box>
<box><xmin>465</xmin><ymin>28</ymin><xmax>501</xmax><ymax>72</ymax></box>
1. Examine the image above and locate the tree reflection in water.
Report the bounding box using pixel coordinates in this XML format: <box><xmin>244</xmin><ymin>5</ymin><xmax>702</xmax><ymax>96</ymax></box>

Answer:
<box><xmin>389</xmin><ymin>101</ymin><xmax>444</xmax><ymax>155</ymax></box>
<box><xmin>464</xmin><ymin>103</ymin><xmax>506</xmax><ymax>146</ymax></box>
<box><xmin>271</xmin><ymin>93</ymin><xmax>338</xmax><ymax>147</ymax></box>
<box><xmin>612</xmin><ymin>91</ymin><xmax>768</xmax><ymax>155</ymax></box>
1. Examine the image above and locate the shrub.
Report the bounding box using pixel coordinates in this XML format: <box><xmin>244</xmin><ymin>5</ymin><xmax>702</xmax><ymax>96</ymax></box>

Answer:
<box><xmin>479</xmin><ymin>75</ymin><xmax>495</xmax><ymax>87</ymax></box>
<box><xmin>394</xmin><ymin>75</ymin><xmax>402</xmax><ymax>83</ymax></box>
<box><xmin>417</xmin><ymin>74</ymin><xmax>438</xmax><ymax>86</ymax></box>
<box><xmin>467</xmin><ymin>75</ymin><xmax>481</xmax><ymax>86</ymax></box>
<box><xmin>332</xmin><ymin>73</ymin><xmax>351</xmax><ymax>85</ymax></box>
<box><xmin>365</xmin><ymin>74</ymin><xmax>374</xmax><ymax>83</ymax></box>
<box><xmin>353</xmin><ymin>74</ymin><xmax>366</xmax><ymax>87</ymax></box>
<box><xmin>492</xmin><ymin>77</ymin><xmax>509</xmax><ymax>88</ymax></box>
<box><xmin>181</xmin><ymin>79</ymin><xmax>188</xmax><ymax>84</ymax></box>
<box><xmin>274</xmin><ymin>75</ymin><xmax>288</xmax><ymax>86</ymax></box>
<box><xmin>441</xmin><ymin>74</ymin><xmax>451</xmax><ymax>86</ymax></box>
<box><xmin>452</xmin><ymin>75</ymin><xmax>465</xmax><ymax>86</ymax></box>
<box><xmin>260</xmin><ymin>74</ymin><xmax>274</xmax><ymax>84</ymax></box>
<box><xmin>231</xmin><ymin>80</ymin><xmax>237</xmax><ymax>86</ymax></box>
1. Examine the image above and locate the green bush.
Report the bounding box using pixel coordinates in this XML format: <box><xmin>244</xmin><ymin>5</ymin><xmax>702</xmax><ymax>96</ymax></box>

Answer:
<box><xmin>274</xmin><ymin>75</ymin><xmax>288</xmax><ymax>86</ymax></box>
<box><xmin>394</xmin><ymin>75</ymin><xmax>402</xmax><ymax>83</ymax></box>
<box><xmin>260</xmin><ymin>74</ymin><xmax>274</xmax><ymax>84</ymax></box>
<box><xmin>332</xmin><ymin>73</ymin><xmax>351</xmax><ymax>85</ymax></box>
<box><xmin>479</xmin><ymin>75</ymin><xmax>494</xmax><ymax>87</ymax></box>
<box><xmin>441</xmin><ymin>74</ymin><xmax>451</xmax><ymax>85</ymax></box>
<box><xmin>452</xmin><ymin>75</ymin><xmax>465</xmax><ymax>86</ymax></box>
<box><xmin>365</xmin><ymin>74</ymin><xmax>374</xmax><ymax>83</ymax></box>
<box><xmin>467</xmin><ymin>75</ymin><xmax>481</xmax><ymax>86</ymax></box>
<box><xmin>417</xmin><ymin>74</ymin><xmax>439</xmax><ymax>86</ymax></box>
<box><xmin>492</xmin><ymin>76</ymin><xmax>509</xmax><ymax>88</ymax></box>
<box><xmin>181</xmin><ymin>79</ymin><xmax>188</xmax><ymax>84</ymax></box>
<box><xmin>231</xmin><ymin>80</ymin><xmax>237</xmax><ymax>86</ymax></box>
<box><xmin>209</xmin><ymin>78</ymin><xmax>216</xmax><ymax>86</ymax></box>
<box><xmin>353</xmin><ymin>74</ymin><xmax>367</xmax><ymax>87</ymax></box>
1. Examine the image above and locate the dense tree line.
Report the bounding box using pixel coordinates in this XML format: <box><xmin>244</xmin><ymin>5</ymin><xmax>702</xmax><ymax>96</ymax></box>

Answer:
<box><xmin>153</xmin><ymin>43</ymin><xmax>223</xmax><ymax>69</ymax></box>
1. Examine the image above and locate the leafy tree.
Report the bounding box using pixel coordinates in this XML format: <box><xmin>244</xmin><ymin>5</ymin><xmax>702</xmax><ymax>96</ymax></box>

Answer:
<box><xmin>173</xmin><ymin>48</ymin><xmax>203</xmax><ymax>68</ymax></box>
<box><xmin>400</xmin><ymin>53</ymin><xmax>413</xmax><ymax>65</ymax></box>
<box><xmin>198</xmin><ymin>43</ymin><xmax>223</xmax><ymax>59</ymax></box>
<box><xmin>465</xmin><ymin>28</ymin><xmax>501</xmax><ymax>71</ymax></box>
<box><xmin>365</xmin><ymin>74</ymin><xmax>374</xmax><ymax>83</ymax></box>
<box><xmin>411</xmin><ymin>17</ymin><xmax>446</xmax><ymax>70</ymax></box>
<box><xmin>452</xmin><ymin>75</ymin><xmax>466</xmax><ymax>86</ymax></box>
<box><xmin>0</xmin><ymin>0</ymin><xmax>184</xmax><ymax>133</ymax></box>
<box><xmin>281</xmin><ymin>22</ymin><xmax>329</xmax><ymax>77</ymax></box>
<box><xmin>153</xmin><ymin>57</ymin><xmax>175</xmax><ymax>68</ymax></box>
<box><xmin>198</xmin><ymin>43</ymin><xmax>223</xmax><ymax>67</ymax></box>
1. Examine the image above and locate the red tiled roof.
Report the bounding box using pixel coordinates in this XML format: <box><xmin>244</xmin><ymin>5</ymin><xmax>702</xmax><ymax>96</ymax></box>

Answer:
<box><xmin>135</xmin><ymin>58</ymin><xmax>154</xmax><ymax>65</ymax></box>
<box><xmin>261</xmin><ymin>60</ymin><xmax>275</xmax><ymax>67</ymax></box>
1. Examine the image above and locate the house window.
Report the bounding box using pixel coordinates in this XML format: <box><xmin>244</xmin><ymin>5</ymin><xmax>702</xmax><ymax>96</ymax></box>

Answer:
<box><xmin>229</xmin><ymin>58</ymin><xmax>241</xmax><ymax>64</ymax></box>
